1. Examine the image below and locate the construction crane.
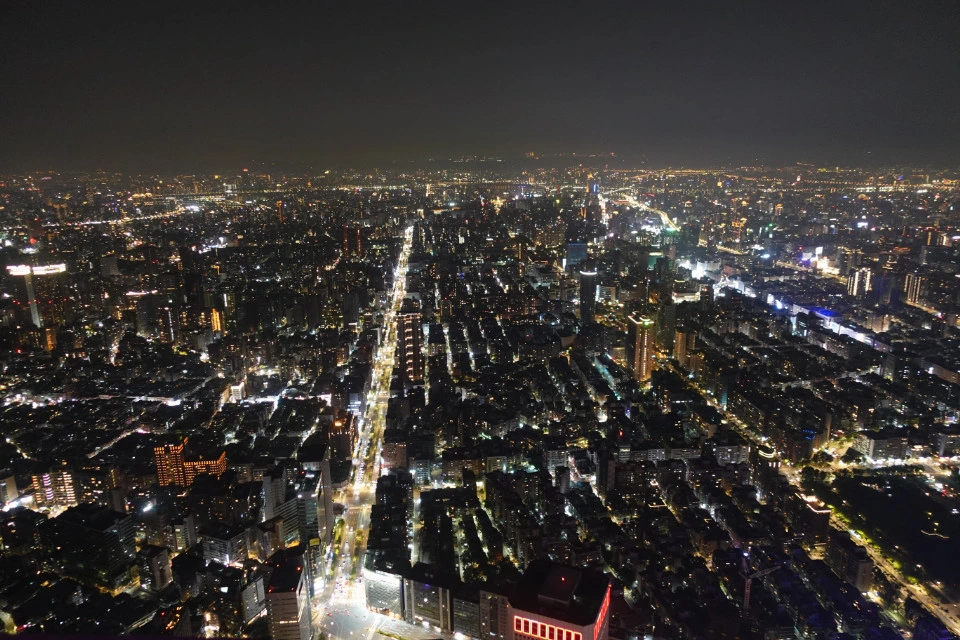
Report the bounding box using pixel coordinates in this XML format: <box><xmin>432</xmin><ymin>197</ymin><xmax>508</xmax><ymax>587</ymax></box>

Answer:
<box><xmin>741</xmin><ymin>561</ymin><xmax>780</xmax><ymax>615</ymax></box>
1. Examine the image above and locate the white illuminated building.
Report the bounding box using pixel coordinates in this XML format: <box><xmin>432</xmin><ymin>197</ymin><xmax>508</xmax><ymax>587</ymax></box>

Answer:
<box><xmin>6</xmin><ymin>263</ymin><xmax>67</xmax><ymax>328</ymax></box>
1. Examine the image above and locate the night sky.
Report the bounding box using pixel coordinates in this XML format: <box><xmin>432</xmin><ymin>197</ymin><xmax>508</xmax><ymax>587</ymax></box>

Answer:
<box><xmin>2</xmin><ymin>1</ymin><xmax>959</xmax><ymax>171</ymax></box>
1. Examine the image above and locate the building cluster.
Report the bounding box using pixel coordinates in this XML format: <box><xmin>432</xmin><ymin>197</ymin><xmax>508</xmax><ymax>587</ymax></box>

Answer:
<box><xmin>0</xmin><ymin>164</ymin><xmax>959</xmax><ymax>640</ymax></box>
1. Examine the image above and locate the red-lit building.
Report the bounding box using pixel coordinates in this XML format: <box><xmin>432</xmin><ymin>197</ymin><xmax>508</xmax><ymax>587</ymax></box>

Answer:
<box><xmin>510</xmin><ymin>560</ymin><xmax>611</xmax><ymax>640</ymax></box>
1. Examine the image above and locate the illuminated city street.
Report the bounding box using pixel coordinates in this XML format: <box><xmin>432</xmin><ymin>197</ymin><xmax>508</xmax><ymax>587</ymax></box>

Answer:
<box><xmin>316</xmin><ymin>225</ymin><xmax>419</xmax><ymax>639</ymax></box>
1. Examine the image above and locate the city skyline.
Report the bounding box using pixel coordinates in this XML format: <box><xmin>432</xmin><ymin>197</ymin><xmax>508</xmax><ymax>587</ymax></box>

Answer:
<box><xmin>4</xmin><ymin>3</ymin><xmax>960</xmax><ymax>640</ymax></box>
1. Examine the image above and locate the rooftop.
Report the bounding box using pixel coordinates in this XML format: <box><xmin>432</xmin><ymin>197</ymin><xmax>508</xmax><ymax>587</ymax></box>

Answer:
<box><xmin>510</xmin><ymin>559</ymin><xmax>609</xmax><ymax>627</ymax></box>
<box><xmin>267</xmin><ymin>561</ymin><xmax>303</xmax><ymax>594</ymax></box>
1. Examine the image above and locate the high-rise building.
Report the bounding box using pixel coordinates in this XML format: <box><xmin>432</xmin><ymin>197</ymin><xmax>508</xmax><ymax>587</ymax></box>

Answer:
<box><xmin>298</xmin><ymin>433</ymin><xmax>335</xmax><ymax>549</ymax></box>
<box><xmin>342</xmin><ymin>225</ymin><xmax>363</xmax><ymax>257</ymax></box>
<box><xmin>155</xmin><ymin>437</ymin><xmax>226</xmax><ymax>487</ymax></box>
<box><xmin>923</xmin><ymin>228</ymin><xmax>942</xmax><ymax>246</ymax></box>
<box><xmin>154</xmin><ymin>439</ymin><xmax>187</xmax><ymax>487</ymax></box>
<box><xmin>398</xmin><ymin>299</ymin><xmax>424</xmax><ymax>385</ymax></box>
<box><xmin>904</xmin><ymin>272</ymin><xmax>925</xmax><ymax>305</ymax></box>
<box><xmin>846</xmin><ymin>267</ymin><xmax>873</xmax><ymax>298</ymax></box>
<box><xmin>6</xmin><ymin>263</ymin><xmax>67</xmax><ymax>328</ymax></box>
<box><xmin>578</xmin><ymin>270</ymin><xmax>597</xmax><ymax>325</ymax></box>
<box><xmin>138</xmin><ymin>545</ymin><xmax>174</xmax><ymax>591</ymax></box>
<box><xmin>655</xmin><ymin>299</ymin><xmax>676</xmax><ymax>350</ymax></box>
<box><xmin>173</xmin><ymin>515</ymin><xmax>198</xmax><ymax>552</ymax></box>
<box><xmin>32</xmin><ymin>466</ymin><xmax>77</xmax><ymax>509</ymax></box>
<box><xmin>157</xmin><ymin>304</ymin><xmax>181</xmax><ymax>344</ymax></box>
<box><xmin>627</xmin><ymin>314</ymin><xmax>655</xmax><ymax>382</ymax></box>
<box><xmin>674</xmin><ymin>329</ymin><xmax>696</xmax><ymax>368</ymax></box>
<box><xmin>266</xmin><ymin>560</ymin><xmax>313</xmax><ymax>640</ymax></box>
<box><xmin>564</xmin><ymin>242</ymin><xmax>588</xmax><ymax>272</ymax></box>
<box><xmin>555</xmin><ymin>466</ymin><xmax>571</xmax><ymax>494</ymax></box>
<box><xmin>837</xmin><ymin>247</ymin><xmax>863</xmax><ymax>275</ymax></box>
<box><xmin>0</xmin><ymin>473</ymin><xmax>17</xmax><ymax>506</ymax></box>
<box><xmin>510</xmin><ymin>560</ymin><xmax>611</xmax><ymax>640</ymax></box>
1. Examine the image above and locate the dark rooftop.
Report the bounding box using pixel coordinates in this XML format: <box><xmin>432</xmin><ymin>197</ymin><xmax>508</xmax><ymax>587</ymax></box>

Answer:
<box><xmin>510</xmin><ymin>559</ymin><xmax>609</xmax><ymax>627</ymax></box>
<box><xmin>267</xmin><ymin>561</ymin><xmax>303</xmax><ymax>594</ymax></box>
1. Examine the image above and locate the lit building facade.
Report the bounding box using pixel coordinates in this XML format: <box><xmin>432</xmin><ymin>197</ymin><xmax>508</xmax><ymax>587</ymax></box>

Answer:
<box><xmin>904</xmin><ymin>272</ymin><xmax>925</xmax><ymax>305</ymax></box>
<box><xmin>6</xmin><ymin>263</ymin><xmax>68</xmax><ymax>328</ymax></box>
<box><xmin>154</xmin><ymin>440</ymin><xmax>187</xmax><ymax>487</ymax></box>
<box><xmin>627</xmin><ymin>314</ymin><xmax>655</xmax><ymax>382</ymax></box>
<box><xmin>846</xmin><ymin>267</ymin><xmax>873</xmax><ymax>298</ymax></box>
<box><xmin>155</xmin><ymin>437</ymin><xmax>226</xmax><ymax>487</ymax></box>
<box><xmin>31</xmin><ymin>467</ymin><xmax>77</xmax><ymax>509</ymax></box>
<box><xmin>266</xmin><ymin>561</ymin><xmax>312</xmax><ymax>640</ymax></box>
<box><xmin>578</xmin><ymin>270</ymin><xmax>597</xmax><ymax>325</ymax></box>
<box><xmin>183</xmin><ymin>451</ymin><xmax>227</xmax><ymax>485</ymax></box>
<box><xmin>398</xmin><ymin>300</ymin><xmax>424</xmax><ymax>385</ymax></box>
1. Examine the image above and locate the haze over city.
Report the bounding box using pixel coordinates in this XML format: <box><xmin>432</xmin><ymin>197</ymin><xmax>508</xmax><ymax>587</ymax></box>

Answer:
<box><xmin>2</xmin><ymin>1</ymin><xmax>960</xmax><ymax>170</ymax></box>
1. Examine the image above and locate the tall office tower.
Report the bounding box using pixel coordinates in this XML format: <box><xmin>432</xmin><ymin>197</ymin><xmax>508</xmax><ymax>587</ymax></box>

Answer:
<box><xmin>154</xmin><ymin>439</ymin><xmax>187</xmax><ymax>487</ymax></box>
<box><xmin>266</xmin><ymin>560</ymin><xmax>313</xmax><ymax>640</ymax></box>
<box><xmin>578</xmin><ymin>269</ymin><xmax>597</xmax><ymax>325</ymax></box>
<box><xmin>6</xmin><ymin>263</ymin><xmax>67</xmax><ymax>328</ymax></box>
<box><xmin>904</xmin><ymin>272</ymin><xmax>926</xmax><ymax>305</ymax></box>
<box><xmin>655</xmin><ymin>299</ymin><xmax>676</xmax><ymax>351</ymax></box>
<box><xmin>157</xmin><ymin>304</ymin><xmax>180</xmax><ymax>344</ymax></box>
<box><xmin>924</xmin><ymin>228</ymin><xmax>941</xmax><ymax>246</ymax></box>
<box><xmin>674</xmin><ymin>329</ymin><xmax>696</xmax><ymax>368</ymax></box>
<box><xmin>698</xmin><ymin>280</ymin><xmax>714</xmax><ymax>307</ymax></box>
<box><xmin>398</xmin><ymin>299</ymin><xmax>424</xmax><ymax>385</ymax></box>
<box><xmin>627</xmin><ymin>314</ymin><xmax>655</xmax><ymax>382</ymax></box>
<box><xmin>342</xmin><ymin>226</ymin><xmax>362</xmax><ymax>257</ymax></box>
<box><xmin>31</xmin><ymin>466</ymin><xmax>77</xmax><ymax>508</ymax></box>
<box><xmin>565</xmin><ymin>242</ymin><xmax>588</xmax><ymax>272</ymax></box>
<box><xmin>837</xmin><ymin>247</ymin><xmax>863</xmax><ymax>276</ymax></box>
<box><xmin>584</xmin><ymin>193</ymin><xmax>602</xmax><ymax>224</ymax></box>
<box><xmin>846</xmin><ymin>267</ymin><xmax>873</xmax><ymax>298</ymax></box>
<box><xmin>181</xmin><ymin>271</ymin><xmax>205</xmax><ymax>307</ymax></box>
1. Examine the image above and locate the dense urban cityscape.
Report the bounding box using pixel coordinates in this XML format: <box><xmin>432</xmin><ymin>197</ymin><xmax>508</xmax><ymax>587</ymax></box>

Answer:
<box><xmin>0</xmin><ymin>162</ymin><xmax>958</xmax><ymax>640</ymax></box>
<box><xmin>3</xmin><ymin>0</ymin><xmax>960</xmax><ymax>638</ymax></box>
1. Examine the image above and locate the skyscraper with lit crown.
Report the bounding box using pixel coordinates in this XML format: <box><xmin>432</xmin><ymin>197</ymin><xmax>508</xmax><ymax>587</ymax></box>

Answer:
<box><xmin>627</xmin><ymin>313</ymin><xmax>655</xmax><ymax>382</ymax></box>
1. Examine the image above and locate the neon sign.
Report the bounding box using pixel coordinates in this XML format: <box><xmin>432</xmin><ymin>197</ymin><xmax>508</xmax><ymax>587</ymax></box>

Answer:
<box><xmin>514</xmin><ymin>615</ymin><xmax>582</xmax><ymax>640</ymax></box>
<box><xmin>593</xmin><ymin>587</ymin><xmax>611</xmax><ymax>640</ymax></box>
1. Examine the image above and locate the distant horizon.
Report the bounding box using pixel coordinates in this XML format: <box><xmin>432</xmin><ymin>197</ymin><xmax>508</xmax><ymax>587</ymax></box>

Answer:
<box><xmin>4</xmin><ymin>149</ymin><xmax>960</xmax><ymax>177</ymax></box>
